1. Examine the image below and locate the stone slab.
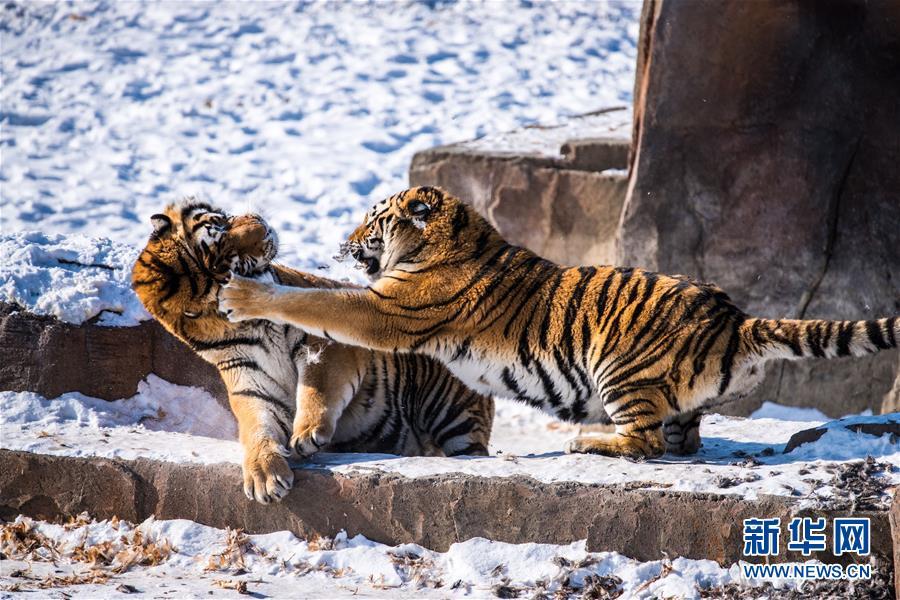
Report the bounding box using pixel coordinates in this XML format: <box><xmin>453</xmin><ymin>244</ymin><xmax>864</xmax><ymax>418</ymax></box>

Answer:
<box><xmin>1</xmin><ymin>448</ymin><xmax>895</xmax><ymax>572</ymax></box>
<box><xmin>410</xmin><ymin>113</ymin><xmax>631</xmax><ymax>267</ymax></box>
<box><xmin>0</xmin><ymin>301</ymin><xmax>226</xmax><ymax>406</ymax></box>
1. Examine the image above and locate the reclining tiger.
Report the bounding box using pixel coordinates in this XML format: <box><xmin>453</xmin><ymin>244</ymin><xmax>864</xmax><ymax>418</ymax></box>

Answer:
<box><xmin>132</xmin><ymin>199</ymin><xmax>493</xmax><ymax>504</ymax></box>
<box><xmin>220</xmin><ymin>186</ymin><xmax>899</xmax><ymax>460</ymax></box>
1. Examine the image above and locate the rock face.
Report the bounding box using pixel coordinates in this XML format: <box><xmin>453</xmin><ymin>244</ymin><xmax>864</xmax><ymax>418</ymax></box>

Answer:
<box><xmin>892</xmin><ymin>490</ymin><xmax>900</xmax><ymax>598</ymax></box>
<box><xmin>410</xmin><ymin>111</ymin><xmax>631</xmax><ymax>267</ymax></box>
<box><xmin>1</xmin><ymin>449</ymin><xmax>895</xmax><ymax>568</ymax></box>
<box><xmin>0</xmin><ymin>301</ymin><xmax>226</xmax><ymax>405</ymax></box>
<box><xmin>884</xmin><ymin>354</ymin><xmax>900</xmax><ymax>414</ymax></box>
<box><xmin>621</xmin><ymin>0</ymin><xmax>900</xmax><ymax>416</ymax></box>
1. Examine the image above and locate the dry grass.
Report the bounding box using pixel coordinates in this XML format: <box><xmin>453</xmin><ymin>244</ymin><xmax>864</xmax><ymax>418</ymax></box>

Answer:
<box><xmin>205</xmin><ymin>527</ymin><xmax>266</xmax><ymax>572</ymax></box>
<box><xmin>213</xmin><ymin>578</ymin><xmax>249</xmax><ymax>594</ymax></box>
<box><xmin>306</xmin><ymin>533</ymin><xmax>334</xmax><ymax>551</ymax></box>
<box><xmin>0</xmin><ymin>513</ymin><xmax>172</xmax><ymax>592</ymax></box>
<box><xmin>387</xmin><ymin>549</ymin><xmax>442</xmax><ymax>589</ymax></box>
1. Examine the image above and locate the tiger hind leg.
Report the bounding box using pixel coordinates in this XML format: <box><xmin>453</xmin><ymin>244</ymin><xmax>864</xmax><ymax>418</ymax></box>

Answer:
<box><xmin>291</xmin><ymin>344</ymin><xmax>365</xmax><ymax>457</ymax></box>
<box><xmin>429</xmin><ymin>393</ymin><xmax>494</xmax><ymax>457</ymax></box>
<box><xmin>663</xmin><ymin>409</ymin><xmax>703</xmax><ymax>455</ymax></box>
<box><xmin>565</xmin><ymin>428</ymin><xmax>665</xmax><ymax>459</ymax></box>
<box><xmin>565</xmin><ymin>391</ymin><xmax>667</xmax><ymax>459</ymax></box>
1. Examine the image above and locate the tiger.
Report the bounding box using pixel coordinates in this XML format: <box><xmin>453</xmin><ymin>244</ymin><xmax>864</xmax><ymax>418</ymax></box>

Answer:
<box><xmin>131</xmin><ymin>199</ymin><xmax>493</xmax><ymax>504</ymax></box>
<box><xmin>219</xmin><ymin>186</ymin><xmax>899</xmax><ymax>460</ymax></box>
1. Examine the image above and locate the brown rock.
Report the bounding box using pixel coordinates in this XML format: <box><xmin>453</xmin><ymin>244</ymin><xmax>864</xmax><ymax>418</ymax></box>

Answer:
<box><xmin>0</xmin><ymin>450</ymin><xmax>142</xmax><ymax>522</ymax></box>
<box><xmin>883</xmin><ymin>353</ymin><xmax>900</xmax><ymax>415</ymax></box>
<box><xmin>410</xmin><ymin>116</ymin><xmax>630</xmax><ymax>267</ymax></box>
<box><xmin>620</xmin><ymin>0</ymin><xmax>900</xmax><ymax>417</ymax></box>
<box><xmin>560</xmin><ymin>137</ymin><xmax>629</xmax><ymax>171</ymax></box>
<box><xmin>891</xmin><ymin>489</ymin><xmax>900</xmax><ymax>599</ymax></box>
<box><xmin>0</xmin><ymin>449</ymin><xmax>894</xmax><ymax>567</ymax></box>
<box><xmin>783</xmin><ymin>418</ymin><xmax>900</xmax><ymax>454</ymax></box>
<box><xmin>0</xmin><ymin>301</ymin><xmax>226</xmax><ymax>406</ymax></box>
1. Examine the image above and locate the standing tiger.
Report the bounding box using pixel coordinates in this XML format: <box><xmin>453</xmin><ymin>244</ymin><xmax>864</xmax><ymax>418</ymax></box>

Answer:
<box><xmin>132</xmin><ymin>200</ymin><xmax>493</xmax><ymax>504</ymax></box>
<box><xmin>220</xmin><ymin>186</ymin><xmax>899</xmax><ymax>460</ymax></box>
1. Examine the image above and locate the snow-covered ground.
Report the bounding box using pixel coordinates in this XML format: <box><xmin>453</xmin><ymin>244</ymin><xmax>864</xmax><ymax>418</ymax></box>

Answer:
<box><xmin>1</xmin><ymin>0</ymin><xmax>639</xmax><ymax>277</ymax></box>
<box><xmin>3</xmin><ymin>512</ymin><xmax>878</xmax><ymax>600</ymax></box>
<box><xmin>3</xmin><ymin>394</ymin><xmax>893</xmax><ymax>599</ymax></box>
<box><xmin>0</xmin><ymin>231</ymin><xmax>147</xmax><ymax>325</ymax></box>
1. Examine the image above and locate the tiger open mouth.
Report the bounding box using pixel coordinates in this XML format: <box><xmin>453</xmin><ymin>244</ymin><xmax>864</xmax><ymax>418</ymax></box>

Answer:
<box><xmin>344</xmin><ymin>241</ymin><xmax>381</xmax><ymax>278</ymax></box>
<box><xmin>350</xmin><ymin>245</ymin><xmax>381</xmax><ymax>277</ymax></box>
<box><xmin>361</xmin><ymin>256</ymin><xmax>380</xmax><ymax>276</ymax></box>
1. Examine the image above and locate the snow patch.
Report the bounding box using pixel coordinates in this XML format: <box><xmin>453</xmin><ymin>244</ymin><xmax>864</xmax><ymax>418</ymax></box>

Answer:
<box><xmin>0</xmin><ymin>374</ymin><xmax>237</xmax><ymax>440</ymax></box>
<box><xmin>459</xmin><ymin>109</ymin><xmax>631</xmax><ymax>158</ymax></box>
<box><xmin>0</xmin><ymin>514</ymin><xmax>798</xmax><ymax>599</ymax></box>
<box><xmin>750</xmin><ymin>401</ymin><xmax>872</xmax><ymax>422</ymax></box>
<box><xmin>0</xmin><ymin>231</ymin><xmax>148</xmax><ymax>326</ymax></box>
<box><xmin>1</xmin><ymin>1</ymin><xmax>639</xmax><ymax>278</ymax></box>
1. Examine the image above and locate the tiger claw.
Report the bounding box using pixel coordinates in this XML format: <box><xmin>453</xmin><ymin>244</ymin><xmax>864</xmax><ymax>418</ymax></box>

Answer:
<box><xmin>242</xmin><ymin>440</ymin><xmax>294</xmax><ymax>504</ymax></box>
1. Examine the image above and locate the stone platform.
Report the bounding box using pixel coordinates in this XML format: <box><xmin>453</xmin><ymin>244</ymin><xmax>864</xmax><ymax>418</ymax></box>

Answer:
<box><xmin>410</xmin><ymin>108</ymin><xmax>631</xmax><ymax>267</ymax></box>
<box><xmin>1</xmin><ymin>448</ymin><xmax>897</xmax><ymax>572</ymax></box>
<box><xmin>2</xmin><ymin>404</ymin><xmax>898</xmax><ymax>582</ymax></box>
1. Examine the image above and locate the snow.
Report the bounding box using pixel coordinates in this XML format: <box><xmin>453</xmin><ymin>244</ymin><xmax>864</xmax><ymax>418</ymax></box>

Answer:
<box><xmin>1</xmin><ymin>0</ymin><xmax>639</xmax><ymax>278</ymax></box>
<box><xmin>457</xmin><ymin>108</ymin><xmax>631</xmax><ymax>158</ymax></box>
<box><xmin>750</xmin><ymin>401</ymin><xmax>872</xmax><ymax>422</ymax></box>
<box><xmin>0</xmin><ymin>374</ymin><xmax>236</xmax><ymax>440</ymax></box>
<box><xmin>782</xmin><ymin>413</ymin><xmax>899</xmax><ymax>462</ymax></box>
<box><xmin>2</xmin><ymin>384</ymin><xmax>897</xmax><ymax>508</ymax></box>
<box><xmin>0</xmin><ymin>231</ymin><xmax>149</xmax><ymax>326</ymax></box>
<box><xmin>0</xmin><ymin>514</ymin><xmax>784</xmax><ymax>599</ymax></box>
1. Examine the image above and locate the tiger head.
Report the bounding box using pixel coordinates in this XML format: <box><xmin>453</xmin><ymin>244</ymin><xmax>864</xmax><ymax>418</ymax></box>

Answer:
<box><xmin>342</xmin><ymin>186</ymin><xmax>497</xmax><ymax>280</ymax></box>
<box><xmin>132</xmin><ymin>200</ymin><xmax>278</xmax><ymax>325</ymax></box>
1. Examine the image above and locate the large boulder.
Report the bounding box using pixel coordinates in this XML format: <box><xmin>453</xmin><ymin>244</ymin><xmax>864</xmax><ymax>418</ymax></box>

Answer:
<box><xmin>884</xmin><ymin>354</ymin><xmax>900</xmax><ymax>414</ymax></box>
<box><xmin>620</xmin><ymin>0</ymin><xmax>900</xmax><ymax>416</ymax></box>
<box><xmin>411</xmin><ymin>110</ymin><xmax>631</xmax><ymax>266</ymax></box>
<box><xmin>0</xmin><ymin>301</ymin><xmax>226</xmax><ymax>405</ymax></box>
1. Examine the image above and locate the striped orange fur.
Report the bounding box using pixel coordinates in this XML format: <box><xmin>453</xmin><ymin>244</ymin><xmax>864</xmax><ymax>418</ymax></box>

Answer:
<box><xmin>132</xmin><ymin>199</ymin><xmax>493</xmax><ymax>503</ymax></box>
<box><xmin>220</xmin><ymin>187</ymin><xmax>898</xmax><ymax>459</ymax></box>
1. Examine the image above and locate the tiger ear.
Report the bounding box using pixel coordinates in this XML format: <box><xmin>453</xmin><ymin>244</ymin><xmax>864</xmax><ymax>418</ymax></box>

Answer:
<box><xmin>150</xmin><ymin>213</ymin><xmax>172</xmax><ymax>235</ymax></box>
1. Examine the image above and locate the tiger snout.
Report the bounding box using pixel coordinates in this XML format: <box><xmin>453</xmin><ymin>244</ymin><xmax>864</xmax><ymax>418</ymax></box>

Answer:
<box><xmin>346</xmin><ymin>241</ymin><xmax>382</xmax><ymax>278</ymax></box>
<box><xmin>227</xmin><ymin>214</ymin><xmax>278</xmax><ymax>274</ymax></box>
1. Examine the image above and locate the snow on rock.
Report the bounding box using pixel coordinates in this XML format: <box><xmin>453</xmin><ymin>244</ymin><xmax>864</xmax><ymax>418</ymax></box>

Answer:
<box><xmin>0</xmin><ymin>231</ymin><xmax>148</xmax><ymax>326</ymax></box>
<box><xmin>781</xmin><ymin>413</ymin><xmax>899</xmax><ymax>462</ymax></box>
<box><xmin>2</xmin><ymin>383</ymin><xmax>897</xmax><ymax>508</ymax></box>
<box><xmin>0</xmin><ymin>1</ymin><xmax>639</xmax><ymax>276</ymax></box>
<box><xmin>0</xmin><ymin>513</ymin><xmax>792</xmax><ymax>599</ymax></box>
<box><xmin>458</xmin><ymin>108</ymin><xmax>631</xmax><ymax>158</ymax></box>
<box><xmin>0</xmin><ymin>375</ymin><xmax>237</xmax><ymax>440</ymax></box>
<box><xmin>750</xmin><ymin>401</ymin><xmax>872</xmax><ymax>422</ymax></box>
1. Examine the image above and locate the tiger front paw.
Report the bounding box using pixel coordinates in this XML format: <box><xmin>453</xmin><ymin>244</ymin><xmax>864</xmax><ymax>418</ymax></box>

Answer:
<box><xmin>242</xmin><ymin>439</ymin><xmax>294</xmax><ymax>504</ymax></box>
<box><xmin>290</xmin><ymin>417</ymin><xmax>335</xmax><ymax>457</ymax></box>
<box><xmin>220</xmin><ymin>274</ymin><xmax>277</xmax><ymax>322</ymax></box>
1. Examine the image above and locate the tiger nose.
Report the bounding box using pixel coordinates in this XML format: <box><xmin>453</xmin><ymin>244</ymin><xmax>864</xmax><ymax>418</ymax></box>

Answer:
<box><xmin>231</xmin><ymin>214</ymin><xmax>263</xmax><ymax>227</ymax></box>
